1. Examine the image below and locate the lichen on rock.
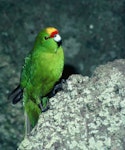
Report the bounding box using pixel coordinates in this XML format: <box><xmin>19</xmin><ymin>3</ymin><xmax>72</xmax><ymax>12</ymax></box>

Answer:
<box><xmin>18</xmin><ymin>59</ymin><xmax>125</xmax><ymax>150</ymax></box>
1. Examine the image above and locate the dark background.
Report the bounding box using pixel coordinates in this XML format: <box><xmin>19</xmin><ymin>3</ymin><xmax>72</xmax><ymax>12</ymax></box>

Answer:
<box><xmin>0</xmin><ymin>0</ymin><xmax>125</xmax><ymax>149</ymax></box>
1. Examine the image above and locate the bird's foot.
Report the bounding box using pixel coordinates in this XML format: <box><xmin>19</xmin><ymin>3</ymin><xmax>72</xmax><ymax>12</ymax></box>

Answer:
<box><xmin>48</xmin><ymin>79</ymin><xmax>65</xmax><ymax>97</ymax></box>
<box><xmin>54</xmin><ymin>79</ymin><xmax>65</xmax><ymax>94</ymax></box>
<box><xmin>39</xmin><ymin>97</ymin><xmax>50</xmax><ymax>112</ymax></box>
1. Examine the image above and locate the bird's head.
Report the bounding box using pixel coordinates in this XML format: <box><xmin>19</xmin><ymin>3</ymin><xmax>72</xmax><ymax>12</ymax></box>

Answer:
<box><xmin>45</xmin><ymin>27</ymin><xmax>62</xmax><ymax>47</ymax></box>
<box><xmin>34</xmin><ymin>27</ymin><xmax>62</xmax><ymax>53</ymax></box>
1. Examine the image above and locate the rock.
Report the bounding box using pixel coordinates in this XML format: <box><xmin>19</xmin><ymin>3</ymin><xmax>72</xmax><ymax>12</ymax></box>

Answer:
<box><xmin>18</xmin><ymin>59</ymin><xmax>125</xmax><ymax>150</ymax></box>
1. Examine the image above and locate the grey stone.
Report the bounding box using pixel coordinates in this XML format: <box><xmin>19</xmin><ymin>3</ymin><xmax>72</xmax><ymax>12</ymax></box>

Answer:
<box><xmin>18</xmin><ymin>59</ymin><xmax>125</xmax><ymax>150</ymax></box>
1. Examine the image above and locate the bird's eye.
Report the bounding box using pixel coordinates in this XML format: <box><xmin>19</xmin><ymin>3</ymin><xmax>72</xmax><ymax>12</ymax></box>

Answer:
<box><xmin>45</xmin><ymin>36</ymin><xmax>50</xmax><ymax>40</ymax></box>
<box><xmin>54</xmin><ymin>34</ymin><xmax>57</xmax><ymax>37</ymax></box>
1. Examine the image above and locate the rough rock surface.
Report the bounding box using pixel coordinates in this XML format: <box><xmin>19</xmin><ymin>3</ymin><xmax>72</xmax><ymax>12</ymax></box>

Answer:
<box><xmin>1</xmin><ymin>1</ymin><xmax>125</xmax><ymax>149</ymax></box>
<box><xmin>18</xmin><ymin>59</ymin><xmax>125</xmax><ymax>150</ymax></box>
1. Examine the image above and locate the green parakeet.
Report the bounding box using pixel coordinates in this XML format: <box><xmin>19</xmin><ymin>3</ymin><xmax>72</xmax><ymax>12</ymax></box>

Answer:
<box><xmin>9</xmin><ymin>27</ymin><xmax>64</xmax><ymax>135</ymax></box>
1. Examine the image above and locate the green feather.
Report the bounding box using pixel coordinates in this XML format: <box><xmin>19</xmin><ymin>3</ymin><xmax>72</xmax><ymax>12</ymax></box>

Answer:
<box><xmin>25</xmin><ymin>100</ymin><xmax>41</xmax><ymax>127</ymax></box>
<box><xmin>20</xmin><ymin>27</ymin><xmax>64</xmax><ymax>128</ymax></box>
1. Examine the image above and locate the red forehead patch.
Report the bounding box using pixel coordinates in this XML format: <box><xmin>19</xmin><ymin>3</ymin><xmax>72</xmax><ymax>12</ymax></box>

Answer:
<box><xmin>50</xmin><ymin>30</ymin><xmax>59</xmax><ymax>38</ymax></box>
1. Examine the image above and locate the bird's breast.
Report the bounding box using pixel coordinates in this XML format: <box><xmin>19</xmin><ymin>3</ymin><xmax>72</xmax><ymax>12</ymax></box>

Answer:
<box><xmin>38</xmin><ymin>50</ymin><xmax>64</xmax><ymax>95</ymax></box>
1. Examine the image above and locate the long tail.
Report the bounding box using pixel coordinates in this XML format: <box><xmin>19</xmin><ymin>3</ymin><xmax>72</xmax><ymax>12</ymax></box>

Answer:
<box><xmin>8</xmin><ymin>85</ymin><xmax>23</xmax><ymax>104</ymax></box>
<box><xmin>25</xmin><ymin>100</ymin><xmax>41</xmax><ymax>127</ymax></box>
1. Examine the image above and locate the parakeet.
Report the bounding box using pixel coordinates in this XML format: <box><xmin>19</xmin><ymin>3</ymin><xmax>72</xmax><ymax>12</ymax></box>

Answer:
<box><xmin>9</xmin><ymin>27</ymin><xmax>64</xmax><ymax>136</ymax></box>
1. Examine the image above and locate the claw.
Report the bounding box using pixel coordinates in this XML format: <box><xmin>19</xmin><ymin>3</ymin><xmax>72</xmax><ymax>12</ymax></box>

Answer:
<box><xmin>39</xmin><ymin>97</ymin><xmax>50</xmax><ymax>112</ymax></box>
<box><xmin>48</xmin><ymin>79</ymin><xmax>65</xmax><ymax>98</ymax></box>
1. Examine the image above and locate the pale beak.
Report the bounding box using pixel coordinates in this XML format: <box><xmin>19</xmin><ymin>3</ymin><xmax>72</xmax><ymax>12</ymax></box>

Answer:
<box><xmin>54</xmin><ymin>34</ymin><xmax>62</xmax><ymax>47</ymax></box>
